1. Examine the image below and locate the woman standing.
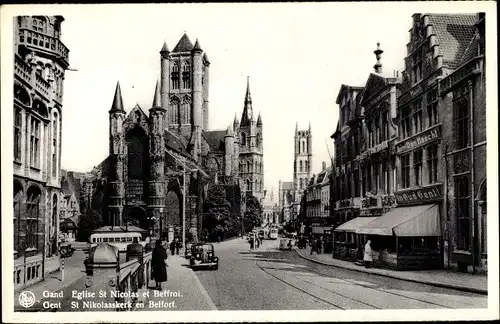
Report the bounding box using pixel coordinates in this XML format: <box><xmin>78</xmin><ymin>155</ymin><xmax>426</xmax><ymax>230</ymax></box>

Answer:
<box><xmin>364</xmin><ymin>240</ymin><xmax>373</xmax><ymax>268</ymax></box>
<box><xmin>152</xmin><ymin>239</ymin><xmax>168</xmax><ymax>290</ymax></box>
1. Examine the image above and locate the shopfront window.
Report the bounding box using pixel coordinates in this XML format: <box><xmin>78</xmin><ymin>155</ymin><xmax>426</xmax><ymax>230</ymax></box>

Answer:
<box><xmin>401</xmin><ymin>154</ymin><xmax>411</xmax><ymax>189</ymax></box>
<box><xmin>455</xmin><ymin>174</ymin><xmax>470</xmax><ymax>251</ymax></box>
<box><xmin>413</xmin><ymin>149</ymin><xmax>423</xmax><ymax>186</ymax></box>
<box><xmin>427</xmin><ymin>144</ymin><xmax>438</xmax><ymax>183</ymax></box>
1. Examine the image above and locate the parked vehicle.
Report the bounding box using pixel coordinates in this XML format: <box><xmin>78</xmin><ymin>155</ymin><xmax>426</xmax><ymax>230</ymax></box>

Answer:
<box><xmin>184</xmin><ymin>243</ymin><xmax>193</xmax><ymax>258</ymax></box>
<box><xmin>60</xmin><ymin>243</ymin><xmax>75</xmax><ymax>258</ymax></box>
<box><xmin>279</xmin><ymin>238</ymin><xmax>293</xmax><ymax>251</ymax></box>
<box><xmin>189</xmin><ymin>243</ymin><xmax>219</xmax><ymax>270</ymax></box>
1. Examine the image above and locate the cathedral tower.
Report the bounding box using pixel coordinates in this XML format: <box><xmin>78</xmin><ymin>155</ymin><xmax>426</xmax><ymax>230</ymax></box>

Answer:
<box><xmin>159</xmin><ymin>33</ymin><xmax>210</xmax><ymax>162</ymax></box>
<box><xmin>294</xmin><ymin>122</ymin><xmax>312</xmax><ymax>198</ymax></box>
<box><xmin>108</xmin><ymin>82</ymin><xmax>127</xmax><ymax>226</ymax></box>
<box><xmin>238</xmin><ymin>77</ymin><xmax>264</xmax><ymax>201</ymax></box>
<box><xmin>148</xmin><ymin>81</ymin><xmax>166</xmax><ymax>232</ymax></box>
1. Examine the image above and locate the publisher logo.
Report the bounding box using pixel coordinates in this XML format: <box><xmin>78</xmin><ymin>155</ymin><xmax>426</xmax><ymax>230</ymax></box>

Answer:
<box><xmin>19</xmin><ymin>291</ymin><xmax>36</xmax><ymax>308</ymax></box>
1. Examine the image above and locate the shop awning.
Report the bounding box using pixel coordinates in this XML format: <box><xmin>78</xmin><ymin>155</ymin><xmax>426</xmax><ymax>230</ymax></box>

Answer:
<box><xmin>356</xmin><ymin>204</ymin><xmax>440</xmax><ymax>237</ymax></box>
<box><xmin>334</xmin><ymin>217</ymin><xmax>378</xmax><ymax>233</ymax></box>
<box><xmin>312</xmin><ymin>226</ymin><xmax>332</xmax><ymax>234</ymax></box>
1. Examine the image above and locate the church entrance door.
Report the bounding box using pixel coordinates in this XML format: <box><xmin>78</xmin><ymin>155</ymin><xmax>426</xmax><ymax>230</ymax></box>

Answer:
<box><xmin>127</xmin><ymin>206</ymin><xmax>148</xmax><ymax>231</ymax></box>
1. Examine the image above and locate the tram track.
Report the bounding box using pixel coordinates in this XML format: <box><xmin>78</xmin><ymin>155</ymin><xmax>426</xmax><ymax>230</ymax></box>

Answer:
<box><xmin>255</xmin><ymin>250</ymin><xmax>454</xmax><ymax>310</ymax></box>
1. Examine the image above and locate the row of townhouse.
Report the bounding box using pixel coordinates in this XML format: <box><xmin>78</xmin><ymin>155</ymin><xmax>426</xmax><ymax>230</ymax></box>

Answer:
<box><xmin>303</xmin><ymin>162</ymin><xmax>333</xmax><ymax>238</ymax></box>
<box><xmin>331</xmin><ymin>13</ymin><xmax>487</xmax><ymax>273</ymax></box>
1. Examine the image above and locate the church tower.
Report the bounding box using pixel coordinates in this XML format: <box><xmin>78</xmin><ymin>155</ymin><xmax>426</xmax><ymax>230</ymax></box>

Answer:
<box><xmin>108</xmin><ymin>82</ymin><xmax>127</xmax><ymax>226</ymax></box>
<box><xmin>238</xmin><ymin>77</ymin><xmax>264</xmax><ymax>201</ymax></box>
<box><xmin>148</xmin><ymin>81</ymin><xmax>166</xmax><ymax>233</ymax></box>
<box><xmin>294</xmin><ymin>122</ymin><xmax>312</xmax><ymax>199</ymax></box>
<box><xmin>159</xmin><ymin>33</ymin><xmax>210</xmax><ymax>162</ymax></box>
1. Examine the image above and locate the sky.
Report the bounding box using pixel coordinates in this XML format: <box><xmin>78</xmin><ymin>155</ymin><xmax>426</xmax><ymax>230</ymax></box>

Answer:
<box><xmin>6</xmin><ymin>2</ymin><xmax>487</xmax><ymax>194</ymax></box>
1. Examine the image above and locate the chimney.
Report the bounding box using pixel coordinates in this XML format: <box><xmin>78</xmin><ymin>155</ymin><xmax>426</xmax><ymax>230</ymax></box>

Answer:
<box><xmin>322</xmin><ymin>161</ymin><xmax>326</xmax><ymax>171</ymax></box>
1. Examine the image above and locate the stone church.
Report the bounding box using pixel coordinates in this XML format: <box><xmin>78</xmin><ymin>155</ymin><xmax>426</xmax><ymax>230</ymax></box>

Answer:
<box><xmin>81</xmin><ymin>33</ymin><xmax>264</xmax><ymax>240</ymax></box>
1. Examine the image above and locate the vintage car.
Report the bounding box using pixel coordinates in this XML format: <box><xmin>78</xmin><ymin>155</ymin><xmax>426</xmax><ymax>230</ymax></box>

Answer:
<box><xmin>189</xmin><ymin>243</ymin><xmax>219</xmax><ymax>270</ymax></box>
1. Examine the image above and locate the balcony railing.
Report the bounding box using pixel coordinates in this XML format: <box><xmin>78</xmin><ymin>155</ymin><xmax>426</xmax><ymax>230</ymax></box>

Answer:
<box><xmin>14</xmin><ymin>54</ymin><xmax>32</xmax><ymax>84</ymax></box>
<box><xmin>35</xmin><ymin>73</ymin><xmax>51</xmax><ymax>98</ymax></box>
<box><xmin>18</xmin><ymin>28</ymin><xmax>69</xmax><ymax>66</ymax></box>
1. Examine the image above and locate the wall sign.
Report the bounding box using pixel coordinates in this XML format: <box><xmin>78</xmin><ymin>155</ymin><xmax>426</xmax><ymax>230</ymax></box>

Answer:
<box><xmin>395</xmin><ymin>125</ymin><xmax>441</xmax><ymax>154</ymax></box>
<box><xmin>395</xmin><ymin>184</ymin><xmax>443</xmax><ymax>205</ymax></box>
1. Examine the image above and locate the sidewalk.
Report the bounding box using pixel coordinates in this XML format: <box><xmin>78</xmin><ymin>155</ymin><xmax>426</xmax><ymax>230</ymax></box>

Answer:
<box><xmin>294</xmin><ymin>247</ymin><xmax>488</xmax><ymax>295</ymax></box>
<box><xmin>14</xmin><ymin>252</ymin><xmax>87</xmax><ymax>311</ymax></box>
<box><xmin>136</xmin><ymin>254</ymin><xmax>217</xmax><ymax>311</ymax></box>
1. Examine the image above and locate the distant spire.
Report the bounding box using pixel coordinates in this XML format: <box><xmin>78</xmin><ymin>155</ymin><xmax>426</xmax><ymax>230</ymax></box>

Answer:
<box><xmin>109</xmin><ymin>81</ymin><xmax>124</xmax><ymax>113</ymax></box>
<box><xmin>295</xmin><ymin>122</ymin><xmax>298</xmax><ymax>135</ymax></box>
<box><xmin>257</xmin><ymin>111</ymin><xmax>262</xmax><ymax>126</ymax></box>
<box><xmin>373</xmin><ymin>42</ymin><xmax>383</xmax><ymax>74</ymax></box>
<box><xmin>151</xmin><ymin>80</ymin><xmax>161</xmax><ymax>108</ymax></box>
<box><xmin>308</xmin><ymin>122</ymin><xmax>311</xmax><ymax>132</ymax></box>
<box><xmin>203</xmin><ymin>52</ymin><xmax>210</xmax><ymax>64</ymax></box>
<box><xmin>160</xmin><ymin>41</ymin><xmax>170</xmax><ymax>54</ymax></box>
<box><xmin>225</xmin><ymin>124</ymin><xmax>234</xmax><ymax>136</ymax></box>
<box><xmin>245</xmin><ymin>76</ymin><xmax>252</xmax><ymax>103</ymax></box>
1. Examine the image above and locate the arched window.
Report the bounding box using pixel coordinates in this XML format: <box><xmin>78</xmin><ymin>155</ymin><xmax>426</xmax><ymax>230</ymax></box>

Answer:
<box><xmin>169</xmin><ymin>97</ymin><xmax>180</xmax><ymax>125</ymax></box>
<box><xmin>29</xmin><ymin>115</ymin><xmax>41</xmax><ymax>169</ymax></box>
<box><xmin>300</xmin><ymin>161</ymin><xmax>303</xmax><ymax>172</ymax></box>
<box><xmin>32</xmin><ymin>16</ymin><xmax>46</xmax><ymax>33</ymax></box>
<box><xmin>247</xmin><ymin>161</ymin><xmax>251</xmax><ymax>173</ymax></box>
<box><xmin>26</xmin><ymin>186</ymin><xmax>41</xmax><ymax>250</ymax></box>
<box><xmin>171</xmin><ymin>63</ymin><xmax>180</xmax><ymax>90</ymax></box>
<box><xmin>256</xmin><ymin>133</ymin><xmax>262</xmax><ymax>147</ymax></box>
<box><xmin>52</xmin><ymin>112</ymin><xmax>58</xmax><ymax>177</ymax></box>
<box><xmin>246</xmin><ymin>179</ymin><xmax>252</xmax><ymax>191</ymax></box>
<box><xmin>14</xmin><ymin>182</ymin><xmax>23</xmax><ymax>253</ymax></box>
<box><xmin>239</xmin><ymin>162</ymin><xmax>243</xmax><ymax>173</ymax></box>
<box><xmin>301</xmin><ymin>140</ymin><xmax>306</xmax><ymax>153</ymax></box>
<box><xmin>241</xmin><ymin>133</ymin><xmax>247</xmax><ymax>146</ymax></box>
<box><xmin>14</xmin><ymin>108</ymin><xmax>22</xmax><ymax>162</ymax></box>
<box><xmin>182</xmin><ymin>62</ymin><xmax>191</xmax><ymax>88</ymax></box>
<box><xmin>182</xmin><ymin>96</ymin><xmax>190</xmax><ymax>124</ymax></box>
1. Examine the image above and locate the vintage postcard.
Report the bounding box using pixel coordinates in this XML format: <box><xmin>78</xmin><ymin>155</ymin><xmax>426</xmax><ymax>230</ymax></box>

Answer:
<box><xmin>1</xmin><ymin>1</ymin><xmax>498</xmax><ymax>323</ymax></box>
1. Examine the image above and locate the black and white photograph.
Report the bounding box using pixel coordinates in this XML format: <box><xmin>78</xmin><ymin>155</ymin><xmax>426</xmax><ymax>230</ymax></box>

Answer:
<box><xmin>1</xmin><ymin>1</ymin><xmax>498</xmax><ymax>323</ymax></box>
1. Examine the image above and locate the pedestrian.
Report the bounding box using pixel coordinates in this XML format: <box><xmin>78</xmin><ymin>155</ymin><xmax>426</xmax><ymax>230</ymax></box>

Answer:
<box><xmin>364</xmin><ymin>240</ymin><xmax>373</xmax><ymax>268</ymax></box>
<box><xmin>316</xmin><ymin>238</ymin><xmax>322</xmax><ymax>254</ymax></box>
<box><xmin>310</xmin><ymin>240</ymin><xmax>317</xmax><ymax>255</ymax></box>
<box><xmin>175</xmin><ymin>239</ymin><xmax>182</xmax><ymax>255</ymax></box>
<box><xmin>169</xmin><ymin>239</ymin><xmax>176</xmax><ymax>256</ymax></box>
<box><xmin>151</xmin><ymin>239</ymin><xmax>168</xmax><ymax>290</ymax></box>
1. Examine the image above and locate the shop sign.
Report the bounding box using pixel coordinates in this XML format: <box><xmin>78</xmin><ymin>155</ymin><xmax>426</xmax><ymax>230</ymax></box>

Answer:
<box><xmin>395</xmin><ymin>126</ymin><xmax>441</xmax><ymax>154</ymax></box>
<box><xmin>395</xmin><ymin>184</ymin><xmax>442</xmax><ymax>205</ymax></box>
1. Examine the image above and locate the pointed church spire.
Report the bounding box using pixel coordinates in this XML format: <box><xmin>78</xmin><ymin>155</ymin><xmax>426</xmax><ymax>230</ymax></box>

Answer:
<box><xmin>192</xmin><ymin>38</ymin><xmax>202</xmax><ymax>53</ymax></box>
<box><xmin>257</xmin><ymin>111</ymin><xmax>262</xmax><ymax>126</ymax></box>
<box><xmin>109</xmin><ymin>81</ymin><xmax>124</xmax><ymax>113</ymax></box>
<box><xmin>295</xmin><ymin>122</ymin><xmax>298</xmax><ymax>135</ymax></box>
<box><xmin>160</xmin><ymin>41</ymin><xmax>170</xmax><ymax>54</ymax></box>
<box><xmin>151</xmin><ymin>80</ymin><xmax>162</xmax><ymax>109</ymax></box>
<box><xmin>225</xmin><ymin>124</ymin><xmax>234</xmax><ymax>136</ymax></box>
<box><xmin>245</xmin><ymin>76</ymin><xmax>252</xmax><ymax>103</ymax></box>
<box><xmin>308</xmin><ymin>122</ymin><xmax>311</xmax><ymax>132</ymax></box>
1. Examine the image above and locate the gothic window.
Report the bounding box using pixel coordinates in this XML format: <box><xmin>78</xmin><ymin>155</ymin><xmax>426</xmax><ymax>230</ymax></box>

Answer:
<box><xmin>30</xmin><ymin>117</ymin><xmax>41</xmax><ymax>168</ymax></box>
<box><xmin>247</xmin><ymin>179</ymin><xmax>252</xmax><ymax>192</ymax></box>
<box><xmin>171</xmin><ymin>64</ymin><xmax>180</xmax><ymax>90</ymax></box>
<box><xmin>455</xmin><ymin>174</ymin><xmax>470</xmax><ymax>250</ymax></box>
<box><xmin>301</xmin><ymin>140</ymin><xmax>305</xmax><ymax>153</ymax></box>
<box><xmin>413</xmin><ymin>149</ymin><xmax>423</xmax><ymax>186</ymax></box>
<box><xmin>427</xmin><ymin>144</ymin><xmax>438</xmax><ymax>183</ymax></box>
<box><xmin>127</xmin><ymin>134</ymin><xmax>145</xmax><ymax>179</ymax></box>
<box><xmin>241</xmin><ymin>133</ymin><xmax>247</xmax><ymax>146</ymax></box>
<box><xmin>26</xmin><ymin>186</ymin><xmax>41</xmax><ymax>250</ymax></box>
<box><xmin>247</xmin><ymin>161</ymin><xmax>251</xmax><ymax>173</ymax></box>
<box><xmin>182</xmin><ymin>97</ymin><xmax>190</xmax><ymax>124</ymax></box>
<box><xmin>182</xmin><ymin>62</ymin><xmax>191</xmax><ymax>89</ymax></box>
<box><xmin>256</xmin><ymin>133</ymin><xmax>261</xmax><ymax>147</ymax></box>
<box><xmin>169</xmin><ymin>98</ymin><xmax>180</xmax><ymax>125</ymax></box>
<box><xmin>426</xmin><ymin>89</ymin><xmax>438</xmax><ymax>127</ymax></box>
<box><xmin>14</xmin><ymin>108</ymin><xmax>22</xmax><ymax>162</ymax></box>
<box><xmin>239</xmin><ymin>162</ymin><xmax>243</xmax><ymax>173</ymax></box>
<box><xmin>401</xmin><ymin>154</ymin><xmax>411</xmax><ymax>189</ymax></box>
<box><xmin>300</xmin><ymin>161</ymin><xmax>303</xmax><ymax>172</ymax></box>
<box><xmin>52</xmin><ymin>113</ymin><xmax>58</xmax><ymax>177</ymax></box>
<box><xmin>54</xmin><ymin>20</ymin><xmax>61</xmax><ymax>38</ymax></box>
<box><xmin>453</xmin><ymin>85</ymin><xmax>470</xmax><ymax>149</ymax></box>
<box><xmin>13</xmin><ymin>182</ymin><xmax>22</xmax><ymax>253</ymax></box>
<box><xmin>412</xmin><ymin>51</ymin><xmax>423</xmax><ymax>84</ymax></box>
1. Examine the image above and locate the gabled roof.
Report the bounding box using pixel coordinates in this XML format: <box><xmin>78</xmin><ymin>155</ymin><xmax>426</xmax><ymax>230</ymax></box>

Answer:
<box><xmin>426</xmin><ymin>14</ymin><xmax>477</xmax><ymax>69</ymax></box>
<box><xmin>361</xmin><ymin>72</ymin><xmax>388</xmax><ymax>106</ymax></box>
<box><xmin>172</xmin><ymin>33</ymin><xmax>194</xmax><ymax>53</ymax></box>
<box><xmin>335</xmin><ymin>84</ymin><xmax>364</xmax><ymax>105</ymax></box>
<box><xmin>203</xmin><ymin>130</ymin><xmax>226</xmax><ymax>153</ymax></box>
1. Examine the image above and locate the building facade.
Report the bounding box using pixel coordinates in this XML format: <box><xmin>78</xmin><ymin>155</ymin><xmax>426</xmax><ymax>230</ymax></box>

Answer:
<box><xmin>304</xmin><ymin>162</ymin><xmax>332</xmax><ymax>235</ymax></box>
<box><xmin>278</xmin><ymin>180</ymin><xmax>295</xmax><ymax>224</ymax></box>
<box><xmin>331</xmin><ymin>85</ymin><xmax>364</xmax><ymax>227</ymax></box>
<box><xmin>439</xmin><ymin>13</ymin><xmax>487</xmax><ymax>273</ymax></box>
<box><xmin>13</xmin><ymin>15</ymin><xmax>70</xmax><ymax>290</ymax></box>
<box><xmin>294</xmin><ymin>123</ymin><xmax>312</xmax><ymax>197</ymax></box>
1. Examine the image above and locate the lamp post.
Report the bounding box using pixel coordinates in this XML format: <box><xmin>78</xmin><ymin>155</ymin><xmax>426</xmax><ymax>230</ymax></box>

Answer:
<box><xmin>182</xmin><ymin>160</ymin><xmax>186</xmax><ymax>254</ymax></box>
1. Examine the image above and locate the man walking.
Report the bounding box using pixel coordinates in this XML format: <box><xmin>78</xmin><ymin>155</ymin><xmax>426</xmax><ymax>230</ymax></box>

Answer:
<box><xmin>364</xmin><ymin>240</ymin><xmax>373</xmax><ymax>268</ymax></box>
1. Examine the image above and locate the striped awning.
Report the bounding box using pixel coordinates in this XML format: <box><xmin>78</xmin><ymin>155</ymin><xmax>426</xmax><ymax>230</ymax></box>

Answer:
<box><xmin>334</xmin><ymin>217</ymin><xmax>378</xmax><ymax>233</ymax></box>
<box><xmin>356</xmin><ymin>204</ymin><xmax>440</xmax><ymax>237</ymax></box>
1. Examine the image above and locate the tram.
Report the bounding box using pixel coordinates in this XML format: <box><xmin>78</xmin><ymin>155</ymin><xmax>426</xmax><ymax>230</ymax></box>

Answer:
<box><xmin>269</xmin><ymin>228</ymin><xmax>279</xmax><ymax>240</ymax></box>
<box><xmin>89</xmin><ymin>226</ymin><xmax>148</xmax><ymax>253</ymax></box>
